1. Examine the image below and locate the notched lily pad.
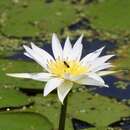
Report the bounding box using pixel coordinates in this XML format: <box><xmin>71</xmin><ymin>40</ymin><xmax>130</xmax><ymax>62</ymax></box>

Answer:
<box><xmin>29</xmin><ymin>89</ymin><xmax>130</xmax><ymax>130</ymax></box>
<box><xmin>0</xmin><ymin>88</ymin><xmax>31</xmax><ymax>109</ymax></box>
<box><xmin>68</xmin><ymin>91</ymin><xmax>130</xmax><ymax>127</ymax></box>
<box><xmin>72</xmin><ymin>118</ymin><xmax>95</xmax><ymax>130</ymax></box>
<box><xmin>0</xmin><ymin>112</ymin><xmax>53</xmax><ymax>130</ymax></box>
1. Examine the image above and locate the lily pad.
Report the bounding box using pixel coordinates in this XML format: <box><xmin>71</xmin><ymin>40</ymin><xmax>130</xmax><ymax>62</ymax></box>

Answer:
<box><xmin>68</xmin><ymin>91</ymin><xmax>130</xmax><ymax>126</ymax></box>
<box><xmin>0</xmin><ymin>0</ymin><xmax>77</xmax><ymax>37</ymax></box>
<box><xmin>0</xmin><ymin>88</ymin><xmax>31</xmax><ymax>109</ymax></box>
<box><xmin>0</xmin><ymin>112</ymin><xmax>53</xmax><ymax>130</ymax></box>
<box><xmin>85</xmin><ymin>0</ymin><xmax>130</xmax><ymax>33</ymax></box>
<box><xmin>28</xmin><ymin>89</ymin><xmax>130</xmax><ymax>130</ymax></box>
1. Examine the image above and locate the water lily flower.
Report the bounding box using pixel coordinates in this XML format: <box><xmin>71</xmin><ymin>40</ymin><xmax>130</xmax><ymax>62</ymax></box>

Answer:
<box><xmin>7</xmin><ymin>33</ymin><xmax>115</xmax><ymax>103</ymax></box>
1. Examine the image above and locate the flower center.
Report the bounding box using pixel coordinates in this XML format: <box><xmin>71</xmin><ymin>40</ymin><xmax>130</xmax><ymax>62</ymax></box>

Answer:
<box><xmin>48</xmin><ymin>60</ymin><xmax>88</xmax><ymax>78</ymax></box>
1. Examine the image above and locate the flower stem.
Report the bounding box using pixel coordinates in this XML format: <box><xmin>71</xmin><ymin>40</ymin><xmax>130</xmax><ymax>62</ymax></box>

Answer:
<box><xmin>58</xmin><ymin>95</ymin><xmax>68</xmax><ymax>130</ymax></box>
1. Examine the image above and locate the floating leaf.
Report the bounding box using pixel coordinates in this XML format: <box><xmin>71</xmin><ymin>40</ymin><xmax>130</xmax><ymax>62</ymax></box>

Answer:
<box><xmin>0</xmin><ymin>0</ymin><xmax>77</xmax><ymax>37</ymax></box>
<box><xmin>85</xmin><ymin>0</ymin><xmax>130</xmax><ymax>33</ymax></box>
<box><xmin>0</xmin><ymin>88</ymin><xmax>31</xmax><ymax>109</ymax></box>
<box><xmin>68</xmin><ymin>91</ymin><xmax>130</xmax><ymax>126</ymax></box>
<box><xmin>0</xmin><ymin>112</ymin><xmax>53</xmax><ymax>130</ymax></box>
<box><xmin>29</xmin><ymin>89</ymin><xmax>130</xmax><ymax>130</ymax></box>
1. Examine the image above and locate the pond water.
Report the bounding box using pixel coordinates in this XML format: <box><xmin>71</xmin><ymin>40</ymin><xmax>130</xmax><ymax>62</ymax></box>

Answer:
<box><xmin>8</xmin><ymin>38</ymin><xmax>117</xmax><ymax>60</ymax></box>
<box><xmin>72</xmin><ymin>118</ymin><xmax>95</xmax><ymax>130</ymax></box>
<box><xmin>94</xmin><ymin>76</ymin><xmax>130</xmax><ymax>100</ymax></box>
<box><xmin>109</xmin><ymin>117</ymin><xmax>130</xmax><ymax>130</ymax></box>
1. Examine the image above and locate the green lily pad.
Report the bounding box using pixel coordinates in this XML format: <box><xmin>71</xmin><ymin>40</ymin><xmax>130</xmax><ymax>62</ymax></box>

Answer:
<box><xmin>0</xmin><ymin>88</ymin><xmax>31</xmax><ymax>109</ymax></box>
<box><xmin>0</xmin><ymin>112</ymin><xmax>53</xmax><ymax>130</ymax></box>
<box><xmin>0</xmin><ymin>0</ymin><xmax>77</xmax><ymax>37</ymax></box>
<box><xmin>68</xmin><ymin>91</ymin><xmax>130</xmax><ymax>126</ymax></box>
<box><xmin>85</xmin><ymin>0</ymin><xmax>130</xmax><ymax>33</ymax></box>
<box><xmin>28</xmin><ymin>89</ymin><xmax>130</xmax><ymax>130</ymax></box>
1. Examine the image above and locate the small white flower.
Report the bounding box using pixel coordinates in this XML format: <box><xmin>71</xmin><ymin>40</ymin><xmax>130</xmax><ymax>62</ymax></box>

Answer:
<box><xmin>7</xmin><ymin>33</ymin><xmax>115</xmax><ymax>103</ymax></box>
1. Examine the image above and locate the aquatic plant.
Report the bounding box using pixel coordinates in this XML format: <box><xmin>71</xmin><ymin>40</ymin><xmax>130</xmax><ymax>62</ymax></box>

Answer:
<box><xmin>7</xmin><ymin>34</ymin><xmax>115</xmax><ymax>130</ymax></box>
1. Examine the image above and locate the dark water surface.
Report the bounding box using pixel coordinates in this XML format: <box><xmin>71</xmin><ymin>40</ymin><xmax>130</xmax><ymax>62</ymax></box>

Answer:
<box><xmin>93</xmin><ymin>76</ymin><xmax>130</xmax><ymax>100</ymax></box>
<box><xmin>8</xmin><ymin>38</ymin><xmax>117</xmax><ymax>60</ymax></box>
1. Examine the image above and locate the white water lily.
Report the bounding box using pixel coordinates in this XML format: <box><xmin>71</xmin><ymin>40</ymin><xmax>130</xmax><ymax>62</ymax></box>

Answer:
<box><xmin>7</xmin><ymin>33</ymin><xmax>115</xmax><ymax>103</ymax></box>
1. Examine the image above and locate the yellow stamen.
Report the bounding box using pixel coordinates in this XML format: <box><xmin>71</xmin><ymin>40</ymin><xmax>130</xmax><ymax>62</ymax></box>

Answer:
<box><xmin>48</xmin><ymin>60</ymin><xmax>88</xmax><ymax>78</ymax></box>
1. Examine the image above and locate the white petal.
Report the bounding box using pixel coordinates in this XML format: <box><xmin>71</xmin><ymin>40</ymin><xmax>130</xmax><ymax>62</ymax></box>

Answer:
<box><xmin>52</xmin><ymin>33</ymin><xmax>63</xmax><ymax>60</ymax></box>
<box><xmin>6</xmin><ymin>73</ymin><xmax>52</xmax><ymax>81</ymax></box>
<box><xmin>88</xmin><ymin>55</ymin><xmax>114</xmax><ymax>70</ymax></box>
<box><xmin>24</xmin><ymin>52</ymin><xmax>34</xmax><ymax>59</ymax></box>
<box><xmin>76</xmin><ymin>73</ymin><xmax>108</xmax><ymax>87</ymax></box>
<box><xmin>97</xmin><ymin>71</ymin><xmax>116</xmax><ymax>76</ymax></box>
<box><xmin>31</xmin><ymin>42</ymin><xmax>54</xmax><ymax>62</ymax></box>
<box><xmin>63</xmin><ymin>37</ymin><xmax>72</xmax><ymax>60</ymax></box>
<box><xmin>44</xmin><ymin>78</ymin><xmax>64</xmax><ymax>96</ymax></box>
<box><xmin>91</xmin><ymin>63</ymin><xmax>113</xmax><ymax>72</ymax></box>
<box><xmin>70</xmin><ymin>35</ymin><xmax>83</xmax><ymax>61</ymax></box>
<box><xmin>57</xmin><ymin>81</ymin><xmax>73</xmax><ymax>103</ymax></box>
<box><xmin>23</xmin><ymin>45</ymin><xmax>49</xmax><ymax>71</ymax></box>
<box><xmin>80</xmin><ymin>46</ymin><xmax>105</xmax><ymax>65</ymax></box>
<box><xmin>94</xmin><ymin>55</ymin><xmax>114</xmax><ymax>64</ymax></box>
